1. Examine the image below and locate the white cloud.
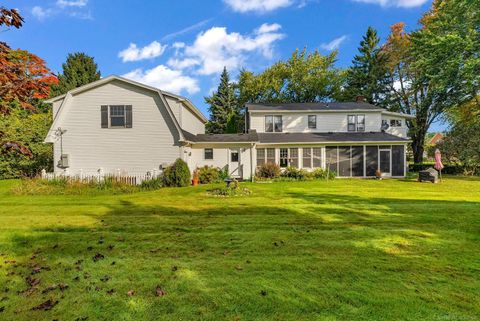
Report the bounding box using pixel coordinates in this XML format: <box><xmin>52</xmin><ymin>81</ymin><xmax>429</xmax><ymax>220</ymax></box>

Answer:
<box><xmin>320</xmin><ymin>35</ymin><xmax>348</xmax><ymax>51</ymax></box>
<box><xmin>172</xmin><ymin>23</ymin><xmax>285</xmax><ymax>75</ymax></box>
<box><xmin>224</xmin><ymin>0</ymin><xmax>293</xmax><ymax>13</ymax></box>
<box><xmin>31</xmin><ymin>6</ymin><xmax>52</xmax><ymax>20</ymax></box>
<box><xmin>118</xmin><ymin>41</ymin><xmax>167</xmax><ymax>62</ymax></box>
<box><xmin>31</xmin><ymin>0</ymin><xmax>91</xmax><ymax>20</ymax></box>
<box><xmin>56</xmin><ymin>0</ymin><xmax>88</xmax><ymax>8</ymax></box>
<box><xmin>351</xmin><ymin>0</ymin><xmax>429</xmax><ymax>8</ymax></box>
<box><xmin>123</xmin><ymin>65</ymin><xmax>200</xmax><ymax>95</ymax></box>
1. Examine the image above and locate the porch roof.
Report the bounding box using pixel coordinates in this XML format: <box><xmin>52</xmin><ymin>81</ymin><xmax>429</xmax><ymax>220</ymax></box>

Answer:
<box><xmin>256</xmin><ymin>132</ymin><xmax>410</xmax><ymax>144</ymax></box>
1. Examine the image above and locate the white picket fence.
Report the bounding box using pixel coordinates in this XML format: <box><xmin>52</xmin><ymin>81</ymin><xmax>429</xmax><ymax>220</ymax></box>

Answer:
<box><xmin>40</xmin><ymin>169</ymin><xmax>162</xmax><ymax>185</ymax></box>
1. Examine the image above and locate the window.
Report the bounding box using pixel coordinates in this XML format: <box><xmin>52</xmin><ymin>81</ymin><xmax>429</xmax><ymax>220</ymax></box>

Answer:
<box><xmin>357</xmin><ymin>115</ymin><xmax>365</xmax><ymax>132</ymax></box>
<box><xmin>313</xmin><ymin>148</ymin><xmax>322</xmax><ymax>168</ymax></box>
<box><xmin>303</xmin><ymin>148</ymin><xmax>312</xmax><ymax>168</ymax></box>
<box><xmin>265</xmin><ymin>115</ymin><xmax>282</xmax><ymax>132</ymax></box>
<box><xmin>256</xmin><ymin>148</ymin><xmax>265</xmax><ymax>166</ymax></box>
<box><xmin>101</xmin><ymin>105</ymin><xmax>132</xmax><ymax>128</ymax></box>
<box><xmin>280</xmin><ymin>148</ymin><xmax>288</xmax><ymax>167</ymax></box>
<box><xmin>308</xmin><ymin>115</ymin><xmax>317</xmax><ymax>129</ymax></box>
<box><xmin>348</xmin><ymin>115</ymin><xmax>356</xmax><ymax>132</ymax></box>
<box><xmin>266</xmin><ymin>148</ymin><xmax>275</xmax><ymax>164</ymax></box>
<box><xmin>348</xmin><ymin>115</ymin><xmax>365</xmax><ymax>132</ymax></box>
<box><xmin>257</xmin><ymin>148</ymin><xmax>276</xmax><ymax>166</ymax></box>
<box><xmin>390</xmin><ymin>119</ymin><xmax>402</xmax><ymax>127</ymax></box>
<box><xmin>204</xmin><ymin>148</ymin><xmax>213</xmax><ymax>160</ymax></box>
<box><xmin>231</xmin><ymin>151</ymin><xmax>239</xmax><ymax>162</ymax></box>
<box><xmin>290</xmin><ymin>148</ymin><xmax>298</xmax><ymax>168</ymax></box>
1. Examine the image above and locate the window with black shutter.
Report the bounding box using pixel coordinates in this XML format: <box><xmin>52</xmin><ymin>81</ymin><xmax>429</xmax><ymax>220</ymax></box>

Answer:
<box><xmin>101</xmin><ymin>105</ymin><xmax>132</xmax><ymax>128</ymax></box>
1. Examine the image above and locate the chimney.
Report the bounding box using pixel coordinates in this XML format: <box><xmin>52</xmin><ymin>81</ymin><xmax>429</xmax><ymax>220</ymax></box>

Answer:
<box><xmin>356</xmin><ymin>96</ymin><xmax>366</xmax><ymax>103</ymax></box>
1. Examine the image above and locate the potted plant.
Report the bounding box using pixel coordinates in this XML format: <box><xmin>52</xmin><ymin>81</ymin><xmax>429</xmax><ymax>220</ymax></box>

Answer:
<box><xmin>375</xmin><ymin>169</ymin><xmax>382</xmax><ymax>180</ymax></box>
<box><xmin>192</xmin><ymin>169</ymin><xmax>199</xmax><ymax>186</ymax></box>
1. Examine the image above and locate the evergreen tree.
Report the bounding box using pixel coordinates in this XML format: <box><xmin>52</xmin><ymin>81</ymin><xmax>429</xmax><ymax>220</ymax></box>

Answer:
<box><xmin>343</xmin><ymin>27</ymin><xmax>389</xmax><ymax>105</ymax></box>
<box><xmin>205</xmin><ymin>67</ymin><xmax>240</xmax><ymax>134</ymax></box>
<box><xmin>51</xmin><ymin>52</ymin><xmax>101</xmax><ymax>97</ymax></box>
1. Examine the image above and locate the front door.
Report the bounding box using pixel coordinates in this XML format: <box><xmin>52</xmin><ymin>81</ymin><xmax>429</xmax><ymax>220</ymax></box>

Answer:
<box><xmin>229</xmin><ymin>149</ymin><xmax>240</xmax><ymax>177</ymax></box>
<box><xmin>379</xmin><ymin>150</ymin><xmax>391</xmax><ymax>176</ymax></box>
<box><xmin>280</xmin><ymin>148</ymin><xmax>288</xmax><ymax>168</ymax></box>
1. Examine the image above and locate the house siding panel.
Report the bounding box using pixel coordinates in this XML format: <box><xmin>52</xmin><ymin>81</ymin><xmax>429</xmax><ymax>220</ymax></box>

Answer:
<box><xmin>53</xmin><ymin>80</ymin><xmax>181</xmax><ymax>175</ymax></box>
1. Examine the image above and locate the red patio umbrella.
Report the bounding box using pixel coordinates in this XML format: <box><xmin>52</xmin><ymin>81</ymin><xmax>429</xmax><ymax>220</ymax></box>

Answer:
<box><xmin>434</xmin><ymin>148</ymin><xmax>444</xmax><ymax>181</ymax></box>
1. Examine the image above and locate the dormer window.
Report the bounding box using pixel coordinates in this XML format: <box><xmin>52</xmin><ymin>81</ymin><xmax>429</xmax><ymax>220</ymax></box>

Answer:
<box><xmin>308</xmin><ymin>115</ymin><xmax>317</xmax><ymax>129</ymax></box>
<box><xmin>390</xmin><ymin>119</ymin><xmax>402</xmax><ymax>127</ymax></box>
<box><xmin>348</xmin><ymin>115</ymin><xmax>365</xmax><ymax>132</ymax></box>
<box><xmin>265</xmin><ymin>115</ymin><xmax>282</xmax><ymax>132</ymax></box>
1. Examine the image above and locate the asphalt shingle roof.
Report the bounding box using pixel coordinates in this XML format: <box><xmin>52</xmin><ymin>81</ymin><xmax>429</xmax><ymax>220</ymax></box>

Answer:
<box><xmin>246</xmin><ymin>102</ymin><xmax>383</xmax><ymax>112</ymax></box>
<box><xmin>257</xmin><ymin>132</ymin><xmax>410</xmax><ymax>143</ymax></box>
<box><xmin>183</xmin><ymin>130</ymin><xmax>258</xmax><ymax>143</ymax></box>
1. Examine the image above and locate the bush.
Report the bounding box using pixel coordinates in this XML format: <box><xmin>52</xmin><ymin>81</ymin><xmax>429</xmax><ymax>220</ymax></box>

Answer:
<box><xmin>140</xmin><ymin>176</ymin><xmax>164</xmax><ymax>190</ymax></box>
<box><xmin>219</xmin><ymin>165</ymin><xmax>229</xmax><ymax>180</ymax></box>
<box><xmin>197</xmin><ymin>166</ymin><xmax>221</xmax><ymax>184</ymax></box>
<box><xmin>163</xmin><ymin>158</ymin><xmax>191</xmax><ymax>187</ymax></box>
<box><xmin>408</xmin><ymin>163</ymin><xmax>464</xmax><ymax>175</ymax></box>
<box><xmin>207</xmin><ymin>179</ymin><xmax>251</xmax><ymax>197</ymax></box>
<box><xmin>280</xmin><ymin>167</ymin><xmax>310</xmax><ymax>180</ymax></box>
<box><xmin>311</xmin><ymin>168</ymin><xmax>336</xmax><ymax>180</ymax></box>
<box><xmin>256</xmin><ymin>162</ymin><xmax>281</xmax><ymax>179</ymax></box>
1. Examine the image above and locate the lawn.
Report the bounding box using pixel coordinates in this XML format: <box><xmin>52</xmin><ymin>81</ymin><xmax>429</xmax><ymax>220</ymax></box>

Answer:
<box><xmin>0</xmin><ymin>177</ymin><xmax>479</xmax><ymax>321</ymax></box>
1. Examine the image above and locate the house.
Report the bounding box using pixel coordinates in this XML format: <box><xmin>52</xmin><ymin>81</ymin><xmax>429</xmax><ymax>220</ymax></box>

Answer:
<box><xmin>45</xmin><ymin>75</ymin><xmax>414</xmax><ymax>180</ymax></box>
<box><xmin>427</xmin><ymin>132</ymin><xmax>444</xmax><ymax>146</ymax></box>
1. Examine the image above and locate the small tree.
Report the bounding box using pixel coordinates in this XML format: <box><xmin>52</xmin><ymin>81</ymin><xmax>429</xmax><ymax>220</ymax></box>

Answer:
<box><xmin>50</xmin><ymin>52</ymin><xmax>101</xmax><ymax>97</ymax></box>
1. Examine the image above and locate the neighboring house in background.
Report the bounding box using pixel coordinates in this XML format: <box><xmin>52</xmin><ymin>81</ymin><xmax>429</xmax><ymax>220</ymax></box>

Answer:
<box><xmin>45</xmin><ymin>76</ymin><xmax>414</xmax><ymax>180</ymax></box>
<box><xmin>428</xmin><ymin>132</ymin><xmax>444</xmax><ymax>146</ymax></box>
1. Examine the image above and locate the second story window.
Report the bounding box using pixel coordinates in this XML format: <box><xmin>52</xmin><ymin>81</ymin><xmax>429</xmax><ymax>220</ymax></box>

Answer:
<box><xmin>308</xmin><ymin>115</ymin><xmax>317</xmax><ymax>129</ymax></box>
<box><xmin>101</xmin><ymin>105</ymin><xmax>132</xmax><ymax>128</ymax></box>
<box><xmin>265</xmin><ymin>115</ymin><xmax>282</xmax><ymax>132</ymax></box>
<box><xmin>348</xmin><ymin>115</ymin><xmax>365</xmax><ymax>132</ymax></box>
<box><xmin>390</xmin><ymin>119</ymin><xmax>402</xmax><ymax>127</ymax></box>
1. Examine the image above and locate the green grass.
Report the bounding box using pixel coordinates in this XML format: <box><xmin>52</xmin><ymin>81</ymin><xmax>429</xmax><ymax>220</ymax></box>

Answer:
<box><xmin>0</xmin><ymin>177</ymin><xmax>479</xmax><ymax>321</ymax></box>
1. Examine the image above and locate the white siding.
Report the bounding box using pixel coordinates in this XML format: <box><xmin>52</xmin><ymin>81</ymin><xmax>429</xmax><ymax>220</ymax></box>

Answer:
<box><xmin>382</xmin><ymin>116</ymin><xmax>408</xmax><ymax>138</ymax></box>
<box><xmin>53</xmin><ymin>80</ymin><xmax>181</xmax><ymax>175</ymax></box>
<box><xmin>187</xmin><ymin>144</ymin><xmax>254</xmax><ymax>179</ymax></box>
<box><xmin>52</xmin><ymin>99</ymin><xmax>63</xmax><ymax>119</ymax></box>
<box><xmin>165</xmin><ymin>97</ymin><xmax>205</xmax><ymax>134</ymax></box>
<box><xmin>250</xmin><ymin>112</ymin><xmax>382</xmax><ymax>133</ymax></box>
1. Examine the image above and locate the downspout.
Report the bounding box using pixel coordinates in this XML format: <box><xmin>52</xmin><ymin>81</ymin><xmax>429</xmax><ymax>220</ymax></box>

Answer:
<box><xmin>250</xmin><ymin>142</ymin><xmax>256</xmax><ymax>182</ymax></box>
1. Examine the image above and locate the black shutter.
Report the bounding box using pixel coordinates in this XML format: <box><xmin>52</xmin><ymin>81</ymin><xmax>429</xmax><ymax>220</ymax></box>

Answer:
<box><xmin>125</xmin><ymin>105</ymin><xmax>132</xmax><ymax>128</ymax></box>
<box><xmin>101</xmin><ymin>105</ymin><xmax>108</xmax><ymax>128</ymax></box>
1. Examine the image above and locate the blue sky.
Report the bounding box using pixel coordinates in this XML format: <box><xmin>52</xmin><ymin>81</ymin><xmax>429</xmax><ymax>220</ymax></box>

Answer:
<box><xmin>4</xmin><ymin>0</ymin><xmax>444</xmax><ymax>130</ymax></box>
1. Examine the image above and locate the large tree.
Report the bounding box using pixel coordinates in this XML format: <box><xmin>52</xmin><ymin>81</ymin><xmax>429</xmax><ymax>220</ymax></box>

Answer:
<box><xmin>238</xmin><ymin>49</ymin><xmax>344</xmax><ymax>105</ymax></box>
<box><xmin>411</xmin><ymin>0</ymin><xmax>480</xmax><ymax>111</ymax></box>
<box><xmin>382</xmin><ymin>23</ymin><xmax>453</xmax><ymax>163</ymax></box>
<box><xmin>343</xmin><ymin>27</ymin><xmax>389</xmax><ymax>106</ymax></box>
<box><xmin>50</xmin><ymin>52</ymin><xmax>101</xmax><ymax>97</ymax></box>
<box><xmin>205</xmin><ymin>67</ymin><xmax>240</xmax><ymax>134</ymax></box>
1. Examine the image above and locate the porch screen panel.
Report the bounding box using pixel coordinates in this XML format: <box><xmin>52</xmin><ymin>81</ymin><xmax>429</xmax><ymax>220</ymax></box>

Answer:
<box><xmin>338</xmin><ymin>146</ymin><xmax>351</xmax><ymax>177</ymax></box>
<box><xmin>326</xmin><ymin>146</ymin><xmax>338</xmax><ymax>173</ymax></box>
<box><xmin>256</xmin><ymin>148</ymin><xmax>265</xmax><ymax>166</ymax></box>
<box><xmin>352</xmin><ymin>146</ymin><xmax>364</xmax><ymax>177</ymax></box>
<box><xmin>266</xmin><ymin>148</ymin><xmax>275</xmax><ymax>164</ymax></box>
<box><xmin>392</xmin><ymin>145</ymin><xmax>405</xmax><ymax>176</ymax></box>
<box><xmin>313</xmin><ymin>148</ymin><xmax>322</xmax><ymax>168</ymax></box>
<box><xmin>290</xmin><ymin>148</ymin><xmax>299</xmax><ymax>168</ymax></box>
<box><xmin>302</xmin><ymin>148</ymin><xmax>311</xmax><ymax>168</ymax></box>
<box><xmin>366</xmin><ymin>146</ymin><xmax>378</xmax><ymax>176</ymax></box>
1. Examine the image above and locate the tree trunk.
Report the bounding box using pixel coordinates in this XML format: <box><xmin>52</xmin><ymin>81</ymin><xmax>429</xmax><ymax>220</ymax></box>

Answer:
<box><xmin>411</xmin><ymin>117</ymin><xmax>428</xmax><ymax>163</ymax></box>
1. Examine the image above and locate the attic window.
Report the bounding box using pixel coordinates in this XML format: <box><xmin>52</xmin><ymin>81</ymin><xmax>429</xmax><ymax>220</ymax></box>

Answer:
<box><xmin>101</xmin><ymin>105</ymin><xmax>132</xmax><ymax>128</ymax></box>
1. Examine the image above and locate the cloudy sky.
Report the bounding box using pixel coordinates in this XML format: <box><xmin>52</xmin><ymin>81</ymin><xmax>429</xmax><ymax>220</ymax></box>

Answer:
<box><xmin>4</xmin><ymin>0</ymin><xmax>435</xmax><ymax>125</ymax></box>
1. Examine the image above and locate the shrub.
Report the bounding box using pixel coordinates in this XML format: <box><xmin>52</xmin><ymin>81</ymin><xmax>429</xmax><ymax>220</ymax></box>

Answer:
<box><xmin>207</xmin><ymin>179</ymin><xmax>251</xmax><ymax>197</ymax></box>
<box><xmin>311</xmin><ymin>168</ymin><xmax>336</xmax><ymax>180</ymax></box>
<box><xmin>197</xmin><ymin>166</ymin><xmax>221</xmax><ymax>184</ymax></box>
<box><xmin>140</xmin><ymin>176</ymin><xmax>164</xmax><ymax>190</ymax></box>
<box><xmin>163</xmin><ymin>158</ymin><xmax>191</xmax><ymax>187</ymax></box>
<box><xmin>280</xmin><ymin>167</ymin><xmax>310</xmax><ymax>180</ymax></box>
<box><xmin>256</xmin><ymin>162</ymin><xmax>280</xmax><ymax>179</ymax></box>
<box><xmin>219</xmin><ymin>165</ymin><xmax>229</xmax><ymax>180</ymax></box>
